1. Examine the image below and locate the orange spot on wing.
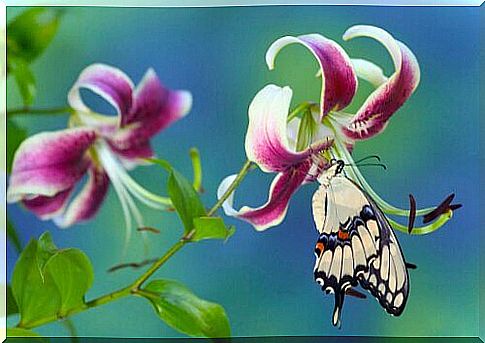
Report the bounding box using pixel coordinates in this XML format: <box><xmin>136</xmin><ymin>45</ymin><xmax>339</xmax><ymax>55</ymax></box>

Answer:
<box><xmin>315</xmin><ymin>242</ymin><xmax>325</xmax><ymax>256</ymax></box>
<box><xmin>338</xmin><ymin>230</ymin><xmax>349</xmax><ymax>240</ymax></box>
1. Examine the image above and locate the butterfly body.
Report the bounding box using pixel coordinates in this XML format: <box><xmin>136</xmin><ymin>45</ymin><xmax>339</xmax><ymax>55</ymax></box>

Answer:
<box><xmin>312</xmin><ymin>160</ymin><xmax>409</xmax><ymax>327</ymax></box>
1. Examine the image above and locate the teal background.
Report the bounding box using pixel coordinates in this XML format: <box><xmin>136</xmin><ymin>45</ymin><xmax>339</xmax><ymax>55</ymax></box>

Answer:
<box><xmin>6</xmin><ymin>5</ymin><xmax>481</xmax><ymax>338</ymax></box>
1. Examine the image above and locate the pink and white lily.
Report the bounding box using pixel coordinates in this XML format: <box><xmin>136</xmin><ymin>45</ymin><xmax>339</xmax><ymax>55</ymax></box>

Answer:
<box><xmin>7</xmin><ymin>63</ymin><xmax>191</xmax><ymax>241</ymax></box>
<box><xmin>218</xmin><ymin>25</ymin><xmax>452</xmax><ymax>233</ymax></box>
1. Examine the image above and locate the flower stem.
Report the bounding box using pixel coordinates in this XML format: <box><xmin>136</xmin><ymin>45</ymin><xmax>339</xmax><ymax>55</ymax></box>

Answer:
<box><xmin>131</xmin><ymin>230</ymin><xmax>194</xmax><ymax>290</ymax></box>
<box><xmin>17</xmin><ymin>158</ymin><xmax>253</xmax><ymax>330</ymax></box>
<box><xmin>208</xmin><ymin>159</ymin><xmax>252</xmax><ymax>216</ymax></box>
<box><xmin>7</xmin><ymin>106</ymin><xmax>73</xmax><ymax>116</ymax></box>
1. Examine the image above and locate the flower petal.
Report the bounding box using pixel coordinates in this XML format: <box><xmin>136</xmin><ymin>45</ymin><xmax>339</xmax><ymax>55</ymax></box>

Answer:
<box><xmin>217</xmin><ymin>162</ymin><xmax>311</xmax><ymax>231</ymax></box>
<box><xmin>342</xmin><ymin>25</ymin><xmax>420</xmax><ymax>140</ymax></box>
<box><xmin>22</xmin><ymin>188</ymin><xmax>73</xmax><ymax>220</ymax></box>
<box><xmin>7</xmin><ymin>128</ymin><xmax>96</xmax><ymax>202</ymax></box>
<box><xmin>245</xmin><ymin>85</ymin><xmax>333</xmax><ymax>173</ymax></box>
<box><xmin>266</xmin><ymin>34</ymin><xmax>357</xmax><ymax>118</ymax></box>
<box><xmin>108</xmin><ymin>69</ymin><xmax>192</xmax><ymax>151</ymax></box>
<box><xmin>68</xmin><ymin>63</ymin><xmax>134</xmax><ymax>121</ymax></box>
<box><xmin>55</xmin><ymin>165</ymin><xmax>110</xmax><ymax>228</ymax></box>
<box><xmin>107</xmin><ymin>141</ymin><xmax>154</xmax><ymax>170</ymax></box>
<box><xmin>351</xmin><ymin>58</ymin><xmax>388</xmax><ymax>88</ymax></box>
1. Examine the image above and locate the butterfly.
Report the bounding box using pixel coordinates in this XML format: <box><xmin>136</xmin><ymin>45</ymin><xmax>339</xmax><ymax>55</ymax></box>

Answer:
<box><xmin>311</xmin><ymin>159</ymin><xmax>413</xmax><ymax>327</ymax></box>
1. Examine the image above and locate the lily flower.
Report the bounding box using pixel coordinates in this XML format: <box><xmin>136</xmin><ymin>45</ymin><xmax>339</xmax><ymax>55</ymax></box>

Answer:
<box><xmin>218</xmin><ymin>25</ymin><xmax>457</xmax><ymax>233</ymax></box>
<box><xmin>7</xmin><ymin>63</ymin><xmax>192</xmax><ymax>242</ymax></box>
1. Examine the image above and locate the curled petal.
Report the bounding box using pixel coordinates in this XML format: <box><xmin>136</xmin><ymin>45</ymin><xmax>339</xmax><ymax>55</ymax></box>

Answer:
<box><xmin>217</xmin><ymin>161</ymin><xmax>311</xmax><ymax>231</ymax></box>
<box><xmin>266</xmin><ymin>34</ymin><xmax>357</xmax><ymax>118</ymax></box>
<box><xmin>245</xmin><ymin>85</ymin><xmax>333</xmax><ymax>173</ymax></box>
<box><xmin>107</xmin><ymin>141</ymin><xmax>154</xmax><ymax>170</ymax></box>
<box><xmin>68</xmin><ymin>63</ymin><xmax>134</xmax><ymax>122</ymax></box>
<box><xmin>350</xmin><ymin>58</ymin><xmax>388</xmax><ymax>88</ymax></box>
<box><xmin>342</xmin><ymin>25</ymin><xmax>420</xmax><ymax>140</ymax></box>
<box><xmin>108</xmin><ymin>70</ymin><xmax>192</xmax><ymax>153</ymax></box>
<box><xmin>55</xmin><ymin>165</ymin><xmax>110</xmax><ymax>228</ymax></box>
<box><xmin>22</xmin><ymin>188</ymin><xmax>73</xmax><ymax>220</ymax></box>
<box><xmin>7</xmin><ymin>128</ymin><xmax>96</xmax><ymax>202</ymax></box>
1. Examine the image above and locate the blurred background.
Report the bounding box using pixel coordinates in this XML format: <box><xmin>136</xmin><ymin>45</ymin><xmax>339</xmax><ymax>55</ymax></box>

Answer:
<box><xmin>6</xmin><ymin>5</ymin><xmax>481</xmax><ymax>338</ymax></box>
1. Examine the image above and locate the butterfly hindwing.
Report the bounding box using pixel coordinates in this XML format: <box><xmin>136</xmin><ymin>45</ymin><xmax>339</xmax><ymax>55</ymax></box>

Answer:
<box><xmin>312</xmin><ymin>176</ymin><xmax>409</xmax><ymax>326</ymax></box>
<box><xmin>358</xmin><ymin>192</ymin><xmax>409</xmax><ymax>316</ymax></box>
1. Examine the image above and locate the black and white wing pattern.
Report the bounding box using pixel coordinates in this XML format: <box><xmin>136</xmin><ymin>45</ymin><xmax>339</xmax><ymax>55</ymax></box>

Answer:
<box><xmin>312</xmin><ymin>175</ymin><xmax>409</xmax><ymax>327</ymax></box>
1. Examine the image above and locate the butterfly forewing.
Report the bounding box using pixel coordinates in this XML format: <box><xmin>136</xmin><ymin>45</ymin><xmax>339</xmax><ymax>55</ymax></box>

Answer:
<box><xmin>312</xmin><ymin>176</ymin><xmax>409</xmax><ymax>326</ymax></box>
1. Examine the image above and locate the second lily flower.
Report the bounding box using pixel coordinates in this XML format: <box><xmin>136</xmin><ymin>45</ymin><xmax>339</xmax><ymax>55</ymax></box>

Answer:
<box><xmin>7</xmin><ymin>64</ymin><xmax>192</xmax><ymax>242</ymax></box>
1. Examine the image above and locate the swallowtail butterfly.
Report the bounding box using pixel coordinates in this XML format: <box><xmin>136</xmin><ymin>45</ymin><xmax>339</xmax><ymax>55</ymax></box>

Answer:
<box><xmin>312</xmin><ymin>159</ymin><xmax>410</xmax><ymax>327</ymax></box>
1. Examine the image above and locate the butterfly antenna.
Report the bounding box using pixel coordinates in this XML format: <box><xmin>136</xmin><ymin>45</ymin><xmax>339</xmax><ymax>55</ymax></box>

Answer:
<box><xmin>345</xmin><ymin>162</ymin><xmax>387</xmax><ymax>170</ymax></box>
<box><xmin>353</xmin><ymin>155</ymin><xmax>381</xmax><ymax>164</ymax></box>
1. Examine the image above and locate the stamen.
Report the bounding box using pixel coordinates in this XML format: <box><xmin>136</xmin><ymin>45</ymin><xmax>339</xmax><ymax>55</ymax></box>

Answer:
<box><xmin>137</xmin><ymin>227</ymin><xmax>161</xmax><ymax>234</ymax></box>
<box><xmin>331</xmin><ymin>138</ymin><xmax>454</xmax><ymax>235</ymax></box>
<box><xmin>107</xmin><ymin>258</ymin><xmax>158</xmax><ymax>273</ymax></box>
<box><xmin>422</xmin><ymin>193</ymin><xmax>462</xmax><ymax>224</ymax></box>
<box><xmin>387</xmin><ymin>211</ymin><xmax>452</xmax><ymax>235</ymax></box>
<box><xmin>408</xmin><ymin>194</ymin><xmax>416</xmax><ymax>234</ymax></box>
<box><xmin>334</xmin><ymin>139</ymin><xmax>435</xmax><ymax>216</ymax></box>
<box><xmin>98</xmin><ymin>143</ymin><xmax>172</xmax><ymax>209</ymax></box>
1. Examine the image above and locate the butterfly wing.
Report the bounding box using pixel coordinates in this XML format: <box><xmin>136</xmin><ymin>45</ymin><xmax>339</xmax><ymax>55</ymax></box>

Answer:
<box><xmin>358</xmin><ymin>191</ymin><xmax>409</xmax><ymax>316</ymax></box>
<box><xmin>312</xmin><ymin>176</ymin><xmax>409</xmax><ymax>326</ymax></box>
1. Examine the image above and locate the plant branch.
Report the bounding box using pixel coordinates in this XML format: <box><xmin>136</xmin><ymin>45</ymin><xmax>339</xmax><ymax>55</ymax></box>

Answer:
<box><xmin>17</xmin><ymin>158</ymin><xmax>253</xmax><ymax>330</ymax></box>
<box><xmin>208</xmin><ymin>159</ymin><xmax>252</xmax><ymax>216</ymax></box>
<box><xmin>7</xmin><ymin>106</ymin><xmax>73</xmax><ymax>116</ymax></box>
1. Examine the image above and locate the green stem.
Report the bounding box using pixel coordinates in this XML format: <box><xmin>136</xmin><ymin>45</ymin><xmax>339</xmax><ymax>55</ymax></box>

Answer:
<box><xmin>207</xmin><ymin>159</ymin><xmax>252</xmax><ymax>216</ymax></box>
<box><xmin>131</xmin><ymin>230</ymin><xmax>194</xmax><ymax>290</ymax></box>
<box><xmin>7</xmin><ymin>106</ymin><xmax>73</xmax><ymax>116</ymax></box>
<box><xmin>17</xmin><ymin>158</ymin><xmax>253</xmax><ymax>330</ymax></box>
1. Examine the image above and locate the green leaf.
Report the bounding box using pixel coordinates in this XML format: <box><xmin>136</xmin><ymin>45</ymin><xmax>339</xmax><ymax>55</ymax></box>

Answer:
<box><xmin>167</xmin><ymin>169</ymin><xmax>206</xmax><ymax>234</ymax></box>
<box><xmin>142</xmin><ymin>279</ymin><xmax>231</xmax><ymax>338</ymax></box>
<box><xmin>7</xmin><ymin>219</ymin><xmax>22</xmax><ymax>254</ymax></box>
<box><xmin>44</xmin><ymin>249</ymin><xmax>94</xmax><ymax>315</ymax></box>
<box><xmin>7</xmin><ymin>327</ymin><xmax>41</xmax><ymax>337</ymax></box>
<box><xmin>12</xmin><ymin>238</ymin><xmax>62</xmax><ymax>327</ymax></box>
<box><xmin>192</xmin><ymin>217</ymin><xmax>235</xmax><ymax>242</ymax></box>
<box><xmin>148</xmin><ymin>157</ymin><xmax>209</xmax><ymax>234</ymax></box>
<box><xmin>9</xmin><ymin>56</ymin><xmax>36</xmax><ymax>106</ymax></box>
<box><xmin>6</xmin><ymin>119</ymin><xmax>27</xmax><ymax>173</ymax></box>
<box><xmin>11</xmin><ymin>232</ymin><xmax>94</xmax><ymax>326</ymax></box>
<box><xmin>7</xmin><ymin>284</ymin><xmax>19</xmax><ymax>316</ymax></box>
<box><xmin>7</xmin><ymin>8</ymin><xmax>62</xmax><ymax>63</ymax></box>
<box><xmin>189</xmin><ymin>147</ymin><xmax>203</xmax><ymax>192</ymax></box>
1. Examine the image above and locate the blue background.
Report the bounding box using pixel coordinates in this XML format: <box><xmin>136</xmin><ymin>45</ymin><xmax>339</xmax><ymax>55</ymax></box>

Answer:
<box><xmin>6</xmin><ymin>5</ymin><xmax>481</xmax><ymax>338</ymax></box>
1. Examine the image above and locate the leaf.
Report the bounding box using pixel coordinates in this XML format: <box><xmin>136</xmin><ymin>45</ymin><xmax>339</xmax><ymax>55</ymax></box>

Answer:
<box><xmin>11</xmin><ymin>232</ymin><xmax>94</xmax><ymax>326</ymax></box>
<box><xmin>7</xmin><ymin>8</ymin><xmax>63</xmax><ymax>63</ymax></box>
<box><xmin>192</xmin><ymin>217</ymin><xmax>235</xmax><ymax>242</ymax></box>
<box><xmin>7</xmin><ymin>328</ymin><xmax>41</xmax><ymax>337</ymax></box>
<box><xmin>189</xmin><ymin>147</ymin><xmax>203</xmax><ymax>192</ymax></box>
<box><xmin>7</xmin><ymin>284</ymin><xmax>19</xmax><ymax>316</ymax></box>
<box><xmin>44</xmin><ymin>249</ymin><xmax>94</xmax><ymax>315</ymax></box>
<box><xmin>148</xmin><ymin>158</ymin><xmax>206</xmax><ymax>232</ymax></box>
<box><xmin>9</xmin><ymin>56</ymin><xmax>36</xmax><ymax>106</ymax></box>
<box><xmin>167</xmin><ymin>169</ymin><xmax>207</xmax><ymax>233</ymax></box>
<box><xmin>142</xmin><ymin>279</ymin><xmax>231</xmax><ymax>338</ymax></box>
<box><xmin>6</xmin><ymin>119</ymin><xmax>27</xmax><ymax>173</ymax></box>
<box><xmin>7</xmin><ymin>219</ymin><xmax>22</xmax><ymax>254</ymax></box>
<box><xmin>12</xmin><ymin>238</ymin><xmax>62</xmax><ymax>326</ymax></box>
